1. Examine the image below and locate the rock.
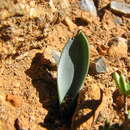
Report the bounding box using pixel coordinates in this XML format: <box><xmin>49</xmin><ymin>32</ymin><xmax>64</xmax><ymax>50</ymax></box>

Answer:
<box><xmin>80</xmin><ymin>11</ymin><xmax>93</xmax><ymax>24</ymax></box>
<box><xmin>51</xmin><ymin>49</ymin><xmax>60</xmax><ymax>64</ymax></box>
<box><xmin>113</xmin><ymin>16</ymin><xmax>123</xmax><ymax>25</ymax></box>
<box><xmin>108</xmin><ymin>37</ymin><xmax>128</xmax><ymax>58</ymax></box>
<box><xmin>13</xmin><ymin>3</ymin><xmax>27</xmax><ymax>16</ymax></box>
<box><xmin>80</xmin><ymin>0</ymin><xmax>97</xmax><ymax>16</ymax></box>
<box><xmin>97</xmin><ymin>45</ymin><xmax>108</xmax><ymax>55</ymax></box>
<box><xmin>6</xmin><ymin>94</ymin><xmax>22</xmax><ymax>107</ymax></box>
<box><xmin>43</xmin><ymin>46</ymin><xmax>60</xmax><ymax>66</ymax></box>
<box><xmin>89</xmin><ymin>57</ymin><xmax>107</xmax><ymax>74</ymax></box>
<box><xmin>49</xmin><ymin>0</ymin><xmax>57</xmax><ymax>12</ymax></box>
<box><xmin>29</xmin><ymin>8</ymin><xmax>40</xmax><ymax>18</ymax></box>
<box><xmin>64</xmin><ymin>17</ymin><xmax>77</xmax><ymax>31</ymax></box>
<box><xmin>0</xmin><ymin>10</ymin><xmax>10</xmax><ymax>20</ymax></box>
<box><xmin>110</xmin><ymin>1</ymin><xmax>130</xmax><ymax>17</ymax></box>
<box><xmin>15</xmin><ymin>117</ymin><xmax>29</xmax><ymax>130</ymax></box>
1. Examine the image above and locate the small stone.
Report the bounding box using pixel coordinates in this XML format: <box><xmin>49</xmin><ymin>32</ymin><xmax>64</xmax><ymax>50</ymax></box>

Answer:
<box><xmin>108</xmin><ymin>37</ymin><xmax>128</xmax><ymax>58</ymax></box>
<box><xmin>114</xmin><ymin>16</ymin><xmax>123</xmax><ymax>25</ymax></box>
<box><xmin>15</xmin><ymin>117</ymin><xmax>29</xmax><ymax>130</ymax></box>
<box><xmin>110</xmin><ymin>1</ymin><xmax>130</xmax><ymax>16</ymax></box>
<box><xmin>89</xmin><ymin>57</ymin><xmax>107</xmax><ymax>74</ymax></box>
<box><xmin>6</xmin><ymin>94</ymin><xmax>22</xmax><ymax>107</ymax></box>
<box><xmin>80</xmin><ymin>11</ymin><xmax>93</xmax><ymax>24</ymax></box>
<box><xmin>0</xmin><ymin>10</ymin><xmax>10</xmax><ymax>20</ymax></box>
<box><xmin>80</xmin><ymin>0</ymin><xmax>97</xmax><ymax>16</ymax></box>
<box><xmin>43</xmin><ymin>46</ymin><xmax>60</xmax><ymax>65</ymax></box>
<box><xmin>97</xmin><ymin>45</ymin><xmax>108</xmax><ymax>55</ymax></box>
<box><xmin>49</xmin><ymin>0</ymin><xmax>57</xmax><ymax>12</ymax></box>
<box><xmin>14</xmin><ymin>3</ymin><xmax>27</xmax><ymax>16</ymax></box>
<box><xmin>64</xmin><ymin>17</ymin><xmax>77</xmax><ymax>31</ymax></box>
<box><xmin>29</xmin><ymin>8</ymin><xmax>40</xmax><ymax>18</ymax></box>
<box><xmin>50</xmin><ymin>0</ymin><xmax>70</xmax><ymax>12</ymax></box>
<box><xmin>51</xmin><ymin>49</ymin><xmax>60</xmax><ymax>64</ymax></box>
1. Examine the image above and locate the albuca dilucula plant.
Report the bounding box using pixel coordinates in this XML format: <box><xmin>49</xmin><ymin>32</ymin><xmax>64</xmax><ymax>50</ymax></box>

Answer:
<box><xmin>113</xmin><ymin>72</ymin><xmax>130</xmax><ymax>119</ymax></box>
<box><xmin>57</xmin><ymin>31</ymin><xmax>89</xmax><ymax>117</ymax></box>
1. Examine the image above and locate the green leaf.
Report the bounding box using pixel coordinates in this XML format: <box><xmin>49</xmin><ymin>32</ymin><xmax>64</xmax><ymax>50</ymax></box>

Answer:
<box><xmin>113</xmin><ymin>72</ymin><xmax>120</xmax><ymax>87</ymax></box>
<box><xmin>57</xmin><ymin>31</ymin><xmax>89</xmax><ymax>104</ymax></box>
<box><xmin>113</xmin><ymin>72</ymin><xmax>125</xmax><ymax>94</ymax></box>
<box><xmin>127</xmin><ymin>111</ymin><xmax>130</xmax><ymax>119</ymax></box>
<box><xmin>125</xmin><ymin>83</ymin><xmax>130</xmax><ymax>96</ymax></box>
<box><xmin>119</xmin><ymin>74</ymin><xmax>127</xmax><ymax>94</ymax></box>
<box><xmin>113</xmin><ymin>72</ymin><xmax>130</xmax><ymax>96</ymax></box>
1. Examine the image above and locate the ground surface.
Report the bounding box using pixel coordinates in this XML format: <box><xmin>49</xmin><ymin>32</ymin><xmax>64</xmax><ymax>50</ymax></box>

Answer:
<box><xmin>0</xmin><ymin>0</ymin><xmax>130</xmax><ymax>130</ymax></box>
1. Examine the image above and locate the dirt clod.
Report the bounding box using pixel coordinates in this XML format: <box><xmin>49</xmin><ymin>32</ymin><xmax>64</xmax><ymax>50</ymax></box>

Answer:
<box><xmin>108</xmin><ymin>37</ymin><xmax>128</xmax><ymax>58</ymax></box>
<box><xmin>89</xmin><ymin>57</ymin><xmax>107</xmax><ymax>74</ymax></box>
<box><xmin>64</xmin><ymin>17</ymin><xmax>77</xmax><ymax>31</ymax></box>
<box><xmin>6</xmin><ymin>94</ymin><xmax>22</xmax><ymax>107</ymax></box>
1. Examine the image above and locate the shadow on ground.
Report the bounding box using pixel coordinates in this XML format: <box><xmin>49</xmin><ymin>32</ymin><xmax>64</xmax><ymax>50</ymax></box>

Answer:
<box><xmin>72</xmin><ymin>89</ymin><xmax>103</xmax><ymax>129</ymax></box>
<box><xmin>25</xmin><ymin>53</ymin><xmax>105</xmax><ymax>130</ymax></box>
<box><xmin>26</xmin><ymin>53</ymin><xmax>127</xmax><ymax>130</ymax></box>
<box><xmin>25</xmin><ymin>53</ymin><xmax>66</xmax><ymax>130</ymax></box>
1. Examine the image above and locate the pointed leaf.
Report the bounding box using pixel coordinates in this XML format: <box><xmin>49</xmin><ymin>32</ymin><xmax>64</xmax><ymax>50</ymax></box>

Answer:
<box><xmin>119</xmin><ymin>74</ymin><xmax>127</xmax><ymax>93</ymax></box>
<box><xmin>57</xmin><ymin>31</ymin><xmax>89</xmax><ymax>104</ymax></box>
<box><xmin>113</xmin><ymin>72</ymin><xmax>126</xmax><ymax>94</ymax></box>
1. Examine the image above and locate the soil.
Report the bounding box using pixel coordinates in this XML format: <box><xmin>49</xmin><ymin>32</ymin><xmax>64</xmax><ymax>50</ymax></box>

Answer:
<box><xmin>0</xmin><ymin>0</ymin><xmax>130</xmax><ymax>130</ymax></box>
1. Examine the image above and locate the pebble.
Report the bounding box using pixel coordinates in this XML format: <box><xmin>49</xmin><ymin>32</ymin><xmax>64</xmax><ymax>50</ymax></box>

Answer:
<box><xmin>97</xmin><ymin>45</ymin><xmax>108</xmax><ymax>55</ymax></box>
<box><xmin>80</xmin><ymin>0</ymin><xmax>97</xmax><ymax>16</ymax></box>
<box><xmin>29</xmin><ymin>8</ymin><xmax>40</xmax><ymax>18</ymax></box>
<box><xmin>110</xmin><ymin>1</ymin><xmax>130</xmax><ymax>16</ymax></box>
<box><xmin>108</xmin><ymin>37</ymin><xmax>128</xmax><ymax>58</ymax></box>
<box><xmin>15</xmin><ymin>117</ymin><xmax>29</xmax><ymax>130</ymax></box>
<box><xmin>6</xmin><ymin>94</ymin><xmax>22</xmax><ymax>107</ymax></box>
<box><xmin>51</xmin><ymin>49</ymin><xmax>61</xmax><ymax>64</ymax></box>
<box><xmin>64</xmin><ymin>17</ymin><xmax>77</xmax><ymax>31</ymax></box>
<box><xmin>114</xmin><ymin>16</ymin><xmax>123</xmax><ymax>25</ymax></box>
<box><xmin>14</xmin><ymin>3</ymin><xmax>27</xmax><ymax>16</ymax></box>
<box><xmin>49</xmin><ymin>0</ymin><xmax>70</xmax><ymax>12</ymax></box>
<box><xmin>89</xmin><ymin>57</ymin><xmax>107</xmax><ymax>74</ymax></box>
<box><xmin>0</xmin><ymin>10</ymin><xmax>10</xmax><ymax>20</ymax></box>
<box><xmin>80</xmin><ymin>11</ymin><xmax>93</xmax><ymax>24</ymax></box>
<box><xmin>49</xmin><ymin>0</ymin><xmax>57</xmax><ymax>12</ymax></box>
